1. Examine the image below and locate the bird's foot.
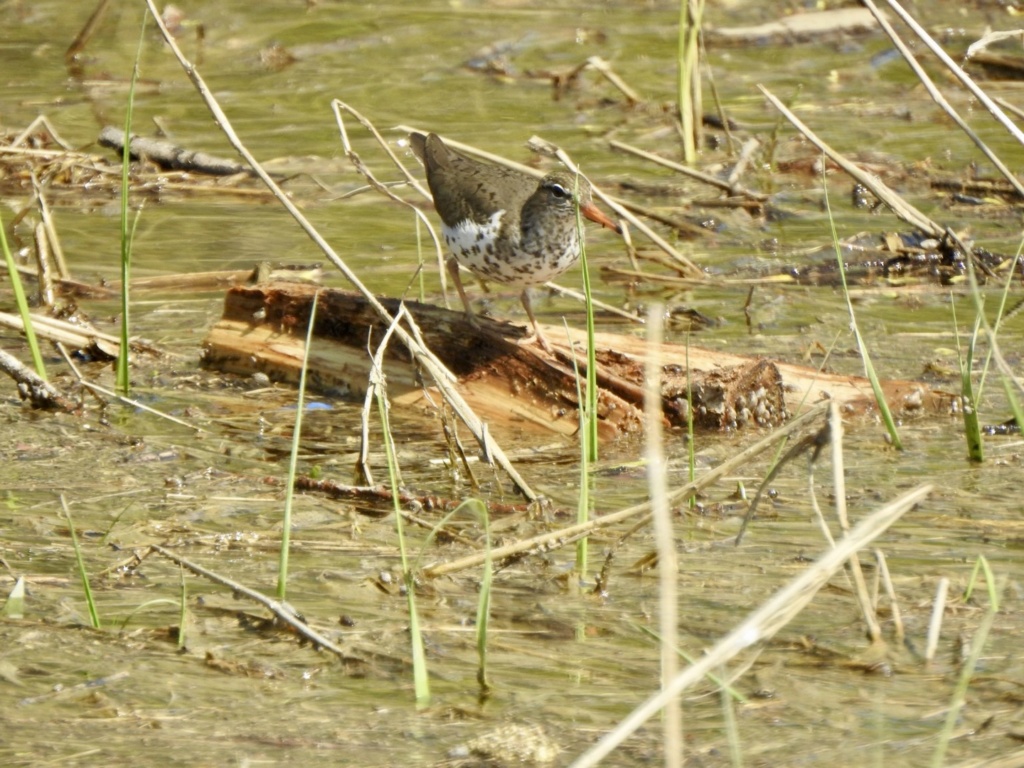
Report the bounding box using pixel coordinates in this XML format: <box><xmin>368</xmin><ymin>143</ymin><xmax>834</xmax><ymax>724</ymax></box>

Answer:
<box><xmin>517</xmin><ymin>327</ymin><xmax>555</xmax><ymax>354</ymax></box>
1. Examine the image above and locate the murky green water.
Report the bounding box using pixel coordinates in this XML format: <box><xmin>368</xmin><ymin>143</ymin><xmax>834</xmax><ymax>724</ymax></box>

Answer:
<box><xmin>3</xmin><ymin>1</ymin><xmax>1024</xmax><ymax>766</ymax></box>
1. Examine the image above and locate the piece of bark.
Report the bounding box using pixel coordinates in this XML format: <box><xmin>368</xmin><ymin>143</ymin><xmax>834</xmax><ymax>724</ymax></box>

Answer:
<box><xmin>98</xmin><ymin>126</ymin><xmax>251</xmax><ymax>176</ymax></box>
<box><xmin>202</xmin><ymin>283</ymin><xmax>949</xmax><ymax>440</ymax></box>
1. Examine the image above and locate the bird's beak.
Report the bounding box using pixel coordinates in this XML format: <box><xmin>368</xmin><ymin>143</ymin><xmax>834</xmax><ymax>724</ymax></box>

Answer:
<box><xmin>581</xmin><ymin>202</ymin><xmax>622</xmax><ymax>235</ymax></box>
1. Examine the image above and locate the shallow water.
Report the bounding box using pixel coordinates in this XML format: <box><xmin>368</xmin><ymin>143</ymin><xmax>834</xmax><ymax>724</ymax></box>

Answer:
<box><xmin>3</xmin><ymin>1</ymin><xmax>1024</xmax><ymax>766</ymax></box>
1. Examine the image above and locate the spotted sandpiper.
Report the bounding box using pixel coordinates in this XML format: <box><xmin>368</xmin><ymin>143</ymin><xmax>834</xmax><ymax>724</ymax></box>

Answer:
<box><xmin>409</xmin><ymin>132</ymin><xmax>620</xmax><ymax>350</ymax></box>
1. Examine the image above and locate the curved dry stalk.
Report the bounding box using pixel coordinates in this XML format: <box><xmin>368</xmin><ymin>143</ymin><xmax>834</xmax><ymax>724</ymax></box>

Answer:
<box><xmin>333</xmin><ymin>104</ymin><xmax>448</xmax><ymax>303</ymax></box>
<box><xmin>827</xmin><ymin>400</ymin><xmax>881</xmax><ymax>642</ymax></box>
<box><xmin>142</xmin><ymin>0</ymin><xmax>536</xmax><ymax>502</ymax></box>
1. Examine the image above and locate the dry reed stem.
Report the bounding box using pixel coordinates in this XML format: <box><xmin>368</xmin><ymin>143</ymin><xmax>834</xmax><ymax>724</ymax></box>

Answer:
<box><xmin>585</xmin><ymin>56</ymin><xmax>643</xmax><ymax>105</ymax></box>
<box><xmin>359</xmin><ymin>304</ymin><xmax>411</xmax><ymax>487</ymax></box>
<box><xmin>570</xmin><ymin>482</ymin><xmax>932</xmax><ymax>768</ymax></box>
<box><xmin>828</xmin><ymin>400</ymin><xmax>882</xmax><ymax>642</ymax></box>
<box><xmin>644</xmin><ymin>305</ymin><xmax>683</xmax><ymax>768</ymax></box>
<box><xmin>861</xmin><ymin>0</ymin><xmax>1024</xmax><ymax>198</ymax></box>
<box><xmin>609</xmin><ymin>138</ymin><xmax>767</xmax><ymax>202</ymax></box>
<box><xmin>143</xmin><ymin>0</ymin><xmax>537</xmax><ymax>501</ymax></box>
<box><xmin>757</xmin><ymin>85</ymin><xmax>943</xmax><ymax>238</ymax></box>
<box><xmin>925</xmin><ymin>576</ymin><xmax>949</xmax><ymax>662</ymax></box>
<box><xmin>878</xmin><ymin>0</ymin><xmax>1024</xmax><ymax>150</ymax></box>
<box><xmin>874</xmin><ymin>548</ymin><xmax>905</xmax><ymax>641</ymax></box>
<box><xmin>532</xmin><ymin>135</ymin><xmax>704</xmax><ymax>277</ymax></box>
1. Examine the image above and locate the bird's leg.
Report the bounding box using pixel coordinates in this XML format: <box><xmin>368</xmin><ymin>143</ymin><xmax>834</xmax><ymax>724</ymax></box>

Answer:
<box><xmin>447</xmin><ymin>256</ymin><xmax>479</xmax><ymax>326</ymax></box>
<box><xmin>518</xmin><ymin>287</ymin><xmax>554</xmax><ymax>353</ymax></box>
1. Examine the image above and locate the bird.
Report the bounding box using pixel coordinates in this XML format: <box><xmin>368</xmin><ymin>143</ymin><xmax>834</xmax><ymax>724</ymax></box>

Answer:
<box><xmin>409</xmin><ymin>132</ymin><xmax>620</xmax><ymax>351</ymax></box>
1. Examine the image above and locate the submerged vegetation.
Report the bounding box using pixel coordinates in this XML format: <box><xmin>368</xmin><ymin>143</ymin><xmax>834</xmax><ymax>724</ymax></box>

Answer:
<box><xmin>2</xmin><ymin>0</ymin><xmax>1023</xmax><ymax>766</ymax></box>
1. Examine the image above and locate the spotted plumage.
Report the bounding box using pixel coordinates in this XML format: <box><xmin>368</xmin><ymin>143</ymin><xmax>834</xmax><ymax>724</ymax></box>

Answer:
<box><xmin>409</xmin><ymin>132</ymin><xmax>620</xmax><ymax>350</ymax></box>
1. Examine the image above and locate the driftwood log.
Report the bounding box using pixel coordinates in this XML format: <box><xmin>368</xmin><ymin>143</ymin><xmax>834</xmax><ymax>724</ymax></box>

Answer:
<box><xmin>202</xmin><ymin>283</ymin><xmax>948</xmax><ymax>440</ymax></box>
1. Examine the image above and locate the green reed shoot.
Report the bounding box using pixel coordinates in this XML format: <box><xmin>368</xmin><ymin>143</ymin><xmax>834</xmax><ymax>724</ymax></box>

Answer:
<box><xmin>413</xmin><ymin>499</ymin><xmax>492</xmax><ymax>697</ymax></box>
<box><xmin>61</xmin><ymin>495</ymin><xmax>100</xmax><ymax>629</ymax></box>
<box><xmin>965</xmin><ymin>238</ymin><xmax>1024</xmax><ymax>439</ymax></box>
<box><xmin>963</xmin><ymin>554</ymin><xmax>997</xmax><ymax>606</ymax></box>
<box><xmin>1</xmin><ymin>214</ymin><xmax>47</xmax><ymax>379</ymax></box>
<box><xmin>278</xmin><ymin>291</ymin><xmax>320</xmax><ymax>600</ymax></box>
<box><xmin>951</xmin><ymin>304</ymin><xmax>983</xmax><ymax>462</ymax></box>
<box><xmin>116</xmin><ymin>11</ymin><xmax>148</xmax><ymax>395</ymax></box>
<box><xmin>573</xmin><ymin>174</ymin><xmax>598</xmax><ymax>579</ymax></box>
<box><xmin>821</xmin><ymin>164</ymin><xmax>902</xmax><ymax>449</ymax></box>
<box><xmin>566</xmin><ymin>323</ymin><xmax>591</xmax><ymax>580</ymax></box>
<box><xmin>377</xmin><ymin>361</ymin><xmax>430</xmax><ymax>706</ymax></box>
<box><xmin>116</xmin><ymin>598</ymin><xmax>180</xmax><ymax>631</ymax></box>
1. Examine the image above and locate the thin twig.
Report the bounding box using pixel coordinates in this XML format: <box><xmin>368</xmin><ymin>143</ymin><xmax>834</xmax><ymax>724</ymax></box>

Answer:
<box><xmin>148</xmin><ymin>544</ymin><xmax>352</xmax><ymax>660</ymax></box>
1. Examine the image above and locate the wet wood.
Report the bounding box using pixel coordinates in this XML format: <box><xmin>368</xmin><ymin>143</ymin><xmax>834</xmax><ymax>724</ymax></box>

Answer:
<box><xmin>202</xmin><ymin>283</ymin><xmax>949</xmax><ymax>440</ymax></box>
<box><xmin>98</xmin><ymin>126</ymin><xmax>252</xmax><ymax>177</ymax></box>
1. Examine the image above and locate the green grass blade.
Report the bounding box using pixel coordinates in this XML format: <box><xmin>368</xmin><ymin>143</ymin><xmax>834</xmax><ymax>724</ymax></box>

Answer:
<box><xmin>573</xmin><ymin>174</ymin><xmax>597</xmax><ymax>580</ymax></box>
<box><xmin>278</xmin><ymin>291</ymin><xmax>320</xmax><ymax>600</ymax></box>
<box><xmin>116</xmin><ymin>10</ymin><xmax>149</xmax><ymax>395</ymax></box>
<box><xmin>61</xmin><ymin>495</ymin><xmax>100</xmax><ymax>629</ymax></box>
<box><xmin>376</xmin><ymin>338</ymin><xmax>430</xmax><ymax>706</ymax></box>
<box><xmin>951</xmin><ymin>299</ymin><xmax>984</xmax><ymax>462</ymax></box>
<box><xmin>0</xmin><ymin>215</ymin><xmax>47</xmax><ymax>380</ymax></box>
<box><xmin>931</xmin><ymin>569</ymin><xmax>1002</xmax><ymax>767</ymax></box>
<box><xmin>821</xmin><ymin>160</ymin><xmax>902</xmax><ymax>449</ymax></box>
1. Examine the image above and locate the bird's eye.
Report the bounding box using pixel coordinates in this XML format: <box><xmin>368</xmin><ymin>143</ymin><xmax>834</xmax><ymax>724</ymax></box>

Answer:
<box><xmin>550</xmin><ymin>183</ymin><xmax>570</xmax><ymax>199</ymax></box>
